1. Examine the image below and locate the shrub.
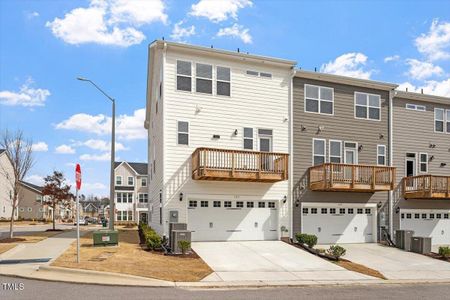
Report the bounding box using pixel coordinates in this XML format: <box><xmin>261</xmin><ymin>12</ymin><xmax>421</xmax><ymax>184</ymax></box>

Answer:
<box><xmin>439</xmin><ymin>246</ymin><xmax>450</xmax><ymax>258</ymax></box>
<box><xmin>178</xmin><ymin>240</ymin><xmax>191</xmax><ymax>255</ymax></box>
<box><xmin>139</xmin><ymin>224</ymin><xmax>162</xmax><ymax>250</ymax></box>
<box><xmin>327</xmin><ymin>245</ymin><xmax>346</xmax><ymax>259</ymax></box>
<box><xmin>295</xmin><ymin>233</ymin><xmax>318</xmax><ymax>248</ymax></box>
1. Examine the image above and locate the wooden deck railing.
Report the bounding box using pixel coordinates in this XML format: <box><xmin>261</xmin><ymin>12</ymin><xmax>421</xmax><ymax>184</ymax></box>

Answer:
<box><xmin>192</xmin><ymin>147</ymin><xmax>289</xmax><ymax>182</ymax></box>
<box><xmin>309</xmin><ymin>163</ymin><xmax>396</xmax><ymax>192</ymax></box>
<box><xmin>403</xmin><ymin>175</ymin><xmax>450</xmax><ymax>199</ymax></box>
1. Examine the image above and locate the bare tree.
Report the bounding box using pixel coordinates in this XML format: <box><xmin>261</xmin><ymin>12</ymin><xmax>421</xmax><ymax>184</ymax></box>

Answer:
<box><xmin>0</xmin><ymin>129</ymin><xmax>34</xmax><ymax>238</ymax></box>
<box><xmin>42</xmin><ymin>171</ymin><xmax>72</xmax><ymax>230</ymax></box>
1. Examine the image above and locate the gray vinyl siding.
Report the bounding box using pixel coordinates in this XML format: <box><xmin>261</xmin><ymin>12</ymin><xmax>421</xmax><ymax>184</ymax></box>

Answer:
<box><xmin>392</xmin><ymin>97</ymin><xmax>450</xmax><ymax>229</ymax></box>
<box><xmin>292</xmin><ymin>77</ymin><xmax>391</xmax><ymax>234</ymax></box>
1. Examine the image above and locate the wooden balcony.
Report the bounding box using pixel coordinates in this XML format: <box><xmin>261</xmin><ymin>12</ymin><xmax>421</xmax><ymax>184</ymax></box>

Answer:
<box><xmin>309</xmin><ymin>163</ymin><xmax>396</xmax><ymax>192</ymax></box>
<box><xmin>403</xmin><ymin>175</ymin><xmax>450</xmax><ymax>199</ymax></box>
<box><xmin>192</xmin><ymin>147</ymin><xmax>289</xmax><ymax>182</ymax></box>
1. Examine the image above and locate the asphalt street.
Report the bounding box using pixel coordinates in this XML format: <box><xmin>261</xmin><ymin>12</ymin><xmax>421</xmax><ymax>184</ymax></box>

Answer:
<box><xmin>1</xmin><ymin>275</ymin><xmax>449</xmax><ymax>300</ymax></box>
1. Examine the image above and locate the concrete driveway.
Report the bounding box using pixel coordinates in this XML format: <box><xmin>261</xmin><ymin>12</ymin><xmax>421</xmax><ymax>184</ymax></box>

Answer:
<box><xmin>192</xmin><ymin>241</ymin><xmax>377</xmax><ymax>282</ymax></box>
<box><xmin>342</xmin><ymin>244</ymin><xmax>450</xmax><ymax>280</ymax></box>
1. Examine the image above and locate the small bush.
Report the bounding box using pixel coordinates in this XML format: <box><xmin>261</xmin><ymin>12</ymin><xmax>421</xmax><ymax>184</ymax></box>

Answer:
<box><xmin>439</xmin><ymin>246</ymin><xmax>450</xmax><ymax>258</ymax></box>
<box><xmin>295</xmin><ymin>233</ymin><xmax>318</xmax><ymax>248</ymax></box>
<box><xmin>139</xmin><ymin>223</ymin><xmax>162</xmax><ymax>250</ymax></box>
<box><xmin>178</xmin><ymin>240</ymin><xmax>191</xmax><ymax>255</ymax></box>
<box><xmin>327</xmin><ymin>245</ymin><xmax>346</xmax><ymax>259</ymax></box>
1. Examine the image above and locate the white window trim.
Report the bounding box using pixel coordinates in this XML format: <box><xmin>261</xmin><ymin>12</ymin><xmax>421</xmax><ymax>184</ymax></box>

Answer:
<box><xmin>138</xmin><ymin>193</ymin><xmax>149</xmax><ymax>203</ymax></box>
<box><xmin>177</xmin><ymin>120</ymin><xmax>190</xmax><ymax>146</ymax></box>
<box><xmin>141</xmin><ymin>177</ymin><xmax>147</xmax><ymax>187</ymax></box>
<box><xmin>176</xmin><ymin>59</ymin><xmax>193</xmax><ymax>93</ymax></box>
<box><xmin>195</xmin><ymin>63</ymin><xmax>213</xmax><ymax>95</ymax></box>
<box><xmin>328</xmin><ymin>139</ymin><xmax>342</xmax><ymax>163</ymax></box>
<box><xmin>312</xmin><ymin>138</ymin><xmax>327</xmax><ymax>165</ymax></box>
<box><xmin>447</xmin><ymin>109</ymin><xmax>450</xmax><ymax>134</ymax></box>
<box><xmin>404</xmin><ymin>152</ymin><xmax>418</xmax><ymax>177</ymax></box>
<box><xmin>434</xmin><ymin>108</ymin><xmax>445</xmax><ymax>133</ymax></box>
<box><xmin>406</xmin><ymin>103</ymin><xmax>426</xmax><ymax>111</ymax></box>
<box><xmin>354</xmin><ymin>92</ymin><xmax>381</xmax><ymax>121</ymax></box>
<box><xmin>419</xmin><ymin>152</ymin><xmax>428</xmax><ymax>173</ymax></box>
<box><xmin>216</xmin><ymin>65</ymin><xmax>232</xmax><ymax>97</ymax></box>
<box><xmin>243</xmin><ymin>127</ymin><xmax>254</xmax><ymax>150</ymax></box>
<box><xmin>343</xmin><ymin>141</ymin><xmax>359</xmax><ymax>164</ymax></box>
<box><xmin>127</xmin><ymin>176</ymin><xmax>134</xmax><ymax>186</ymax></box>
<box><xmin>377</xmin><ymin>145</ymin><xmax>387</xmax><ymax>166</ymax></box>
<box><xmin>115</xmin><ymin>175</ymin><xmax>122</xmax><ymax>186</ymax></box>
<box><xmin>304</xmin><ymin>84</ymin><xmax>334</xmax><ymax>115</ymax></box>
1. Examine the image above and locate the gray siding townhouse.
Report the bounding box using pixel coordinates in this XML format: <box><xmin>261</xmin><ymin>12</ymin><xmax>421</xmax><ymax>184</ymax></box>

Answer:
<box><xmin>392</xmin><ymin>91</ymin><xmax>450</xmax><ymax>246</ymax></box>
<box><xmin>292</xmin><ymin>70</ymin><xmax>398</xmax><ymax>244</ymax></box>
<box><xmin>18</xmin><ymin>181</ymin><xmax>45</xmax><ymax>220</ymax></box>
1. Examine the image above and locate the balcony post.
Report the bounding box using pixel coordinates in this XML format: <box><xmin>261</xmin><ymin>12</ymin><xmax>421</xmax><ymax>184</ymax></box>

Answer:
<box><xmin>371</xmin><ymin>166</ymin><xmax>376</xmax><ymax>190</ymax></box>
<box><xmin>428</xmin><ymin>175</ymin><xmax>433</xmax><ymax>198</ymax></box>
<box><xmin>391</xmin><ymin>168</ymin><xmax>396</xmax><ymax>190</ymax></box>
<box><xmin>231</xmin><ymin>151</ymin><xmax>235</xmax><ymax>177</ymax></box>
<box><xmin>258</xmin><ymin>153</ymin><xmax>261</xmax><ymax>179</ymax></box>
<box><xmin>447</xmin><ymin>177</ymin><xmax>450</xmax><ymax>198</ymax></box>
<box><xmin>322</xmin><ymin>164</ymin><xmax>327</xmax><ymax>189</ymax></box>
<box><xmin>204</xmin><ymin>149</ymin><xmax>208</xmax><ymax>177</ymax></box>
<box><xmin>283</xmin><ymin>155</ymin><xmax>288</xmax><ymax>180</ymax></box>
<box><xmin>351</xmin><ymin>165</ymin><xmax>356</xmax><ymax>188</ymax></box>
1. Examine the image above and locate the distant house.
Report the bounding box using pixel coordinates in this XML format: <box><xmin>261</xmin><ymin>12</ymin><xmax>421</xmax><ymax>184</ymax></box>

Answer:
<box><xmin>18</xmin><ymin>181</ymin><xmax>46</xmax><ymax>220</ymax></box>
<box><xmin>0</xmin><ymin>149</ymin><xmax>17</xmax><ymax>220</ymax></box>
<box><xmin>81</xmin><ymin>201</ymin><xmax>100</xmax><ymax>218</ymax></box>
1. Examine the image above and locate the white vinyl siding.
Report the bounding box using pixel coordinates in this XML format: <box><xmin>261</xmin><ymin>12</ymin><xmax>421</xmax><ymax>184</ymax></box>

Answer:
<box><xmin>377</xmin><ymin>145</ymin><xmax>386</xmax><ymax>166</ymax></box>
<box><xmin>305</xmin><ymin>84</ymin><xmax>333</xmax><ymax>115</ymax></box>
<box><xmin>355</xmin><ymin>92</ymin><xmax>381</xmax><ymax>121</ymax></box>
<box><xmin>313</xmin><ymin>138</ymin><xmax>326</xmax><ymax>165</ymax></box>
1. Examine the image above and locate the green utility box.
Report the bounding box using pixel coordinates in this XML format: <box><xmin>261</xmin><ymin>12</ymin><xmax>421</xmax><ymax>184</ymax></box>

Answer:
<box><xmin>93</xmin><ymin>230</ymin><xmax>119</xmax><ymax>246</ymax></box>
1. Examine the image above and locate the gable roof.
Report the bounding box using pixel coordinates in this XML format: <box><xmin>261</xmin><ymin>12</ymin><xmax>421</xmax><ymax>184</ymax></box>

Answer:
<box><xmin>20</xmin><ymin>181</ymin><xmax>43</xmax><ymax>194</ymax></box>
<box><xmin>0</xmin><ymin>149</ymin><xmax>5</xmax><ymax>155</ymax></box>
<box><xmin>114</xmin><ymin>161</ymin><xmax>148</xmax><ymax>175</ymax></box>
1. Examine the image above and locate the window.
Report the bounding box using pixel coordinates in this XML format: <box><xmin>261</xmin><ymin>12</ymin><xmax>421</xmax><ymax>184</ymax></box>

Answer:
<box><xmin>303</xmin><ymin>208</ymin><xmax>309</xmax><ymax>214</ymax></box>
<box><xmin>329</xmin><ymin>140</ymin><xmax>342</xmax><ymax>163</ymax></box>
<box><xmin>415</xmin><ymin>213</ymin><xmax>420</xmax><ymax>219</ymax></box>
<box><xmin>339</xmin><ymin>208</ymin><xmax>345</xmax><ymax>214</ymax></box>
<box><xmin>422</xmin><ymin>213</ymin><xmax>427</xmax><ymax>219</ymax></box>
<box><xmin>305</xmin><ymin>84</ymin><xmax>333</xmax><ymax>115</ymax></box>
<box><xmin>419</xmin><ymin>153</ymin><xmax>428</xmax><ymax>173</ymax></box>
<box><xmin>355</xmin><ymin>92</ymin><xmax>381</xmax><ymax>120</ymax></box>
<box><xmin>117</xmin><ymin>211</ymin><xmax>122</xmax><ymax>221</ymax></box>
<box><xmin>247</xmin><ymin>201</ymin><xmax>254</xmax><ymax>208</ymax></box>
<box><xmin>177</xmin><ymin>121</ymin><xmax>189</xmax><ymax>145</ymax></box>
<box><xmin>127</xmin><ymin>193</ymin><xmax>133</xmax><ymax>203</ymax></box>
<box><xmin>365</xmin><ymin>208</ymin><xmax>371</xmax><ymax>214</ymax></box>
<box><xmin>213</xmin><ymin>201</ymin><xmax>221</xmax><ymax>207</ymax></box>
<box><xmin>28</xmin><ymin>207</ymin><xmax>32</xmax><ymax>212</ymax></box>
<box><xmin>141</xmin><ymin>178</ymin><xmax>147</xmax><ymax>187</ymax></box>
<box><xmin>444</xmin><ymin>214</ymin><xmax>449</xmax><ymax>219</ymax></box>
<box><xmin>348</xmin><ymin>208</ymin><xmax>354</xmax><ymax>214</ymax></box>
<box><xmin>377</xmin><ymin>145</ymin><xmax>386</xmax><ymax>166</ymax></box>
<box><xmin>224</xmin><ymin>201</ymin><xmax>232</xmax><ymax>208</ymax></box>
<box><xmin>115</xmin><ymin>176</ymin><xmax>122</xmax><ymax>185</ymax></box>
<box><xmin>176</xmin><ymin>60</ymin><xmax>192</xmax><ymax>91</ymax></box>
<box><xmin>236</xmin><ymin>201</ymin><xmax>243</xmax><ymax>208</ymax></box>
<box><xmin>437</xmin><ymin>213</ymin><xmax>442</xmax><ymax>219</ymax></box>
<box><xmin>321</xmin><ymin>208</ymin><xmax>327</xmax><ymax>214</ymax></box>
<box><xmin>116</xmin><ymin>193</ymin><xmax>122</xmax><ymax>203</ymax></box>
<box><xmin>138</xmin><ymin>194</ymin><xmax>148</xmax><ymax>203</ymax></box>
<box><xmin>268</xmin><ymin>202</ymin><xmax>275</xmax><ymax>208</ymax></box>
<box><xmin>258</xmin><ymin>202</ymin><xmax>265</xmax><ymax>208</ymax></box>
<box><xmin>128</xmin><ymin>176</ymin><xmax>134</xmax><ymax>186</ymax></box>
<box><xmin>189</xmin><ymin>201</ymin><xmax>197</xmax><ymax>208</ymax></box>
<box><xmin>243</xmin><ymin>128</ymin><xmax>253</xmax><ymax>150</ymax></box>
<box><xmin>430</xmin><ymin>213</ymin><xmax>435</xmax><ymax>219</ymax></box>
<box><xmin>196</xmin><ymin>63</ymin><xmax>212</xmax><ymax>94</ymax></box>
<box><xmin>357</xmin><ymin>208</ymin><xmax>363</xmax><ymax>214</ymax></box>
<box><xmin>311</xmin><ymin>208</ymin><xmax>318</xmax><ymax>214</ymax></box>
<box><xmin>200</xmin><ymin>200</ymin><xmax>208</xmax><ymax>207</ymax></box>
<box><xmin>435</xmin><ymin>108</ymin><xmax>445</xmax><ymax>132</ymax></box>
<box><xmin>330</xmin><ymin>208</ymin><xmax>336</xmax><ymax>214</ymax></box>
<box><xmin>406</xmin><ymin>213</ymin><xmax>412</xmax><ymax>219</ymax></box>
<box><xmin>406</xmin><ymin>103</ymin><xmax>426</xmax><ymax>111</ymax></box>
<box><xmin>217</xmin><ymin>66</ymin><xmax>231</xmax><ymax>96</ymax></box>
<box><xmin>313</xmin><ymin>139</ymin><xmax>326</xmax><ymax>165</ymax></box>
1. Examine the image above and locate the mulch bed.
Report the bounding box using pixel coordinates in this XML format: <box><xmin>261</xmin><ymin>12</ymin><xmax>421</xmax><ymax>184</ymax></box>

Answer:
<box><xmin>425</xmin><ymin>252</ymin><xmax>450</xmax><ymax>263</ymax></box>
<box><xmin>138</xmin><ymin>227</ymin><xmax>197</xmax><ymax>258</ymax></box>
<box><xmin>45</xmin><ymin>229</ymin><xmax>64</xmax><ymax>232</ymax></box>
<box><xmin>0</xmin><ymin>237</ymin><xmax>26</xmax><ymax>243</ymax></box>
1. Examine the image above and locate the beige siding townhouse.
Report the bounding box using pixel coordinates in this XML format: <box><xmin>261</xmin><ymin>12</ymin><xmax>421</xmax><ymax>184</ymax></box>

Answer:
<box><xmin>0</xmin><ymin>149</ymin><xmax>17</xmax><ymax>220</ymax></box>
<box><xmin>18</xmin><ymin>181</ymin><xmax>45</xmax><ymax>220</ymax></box>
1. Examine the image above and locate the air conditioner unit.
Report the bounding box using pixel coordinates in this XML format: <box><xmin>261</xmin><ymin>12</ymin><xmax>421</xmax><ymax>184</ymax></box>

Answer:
<box><xmin>410</xmin><ymin>236</ymin><xmax>432</xmax><ymax>254</ymax></box>
<box><xmin>171</xmin><ymin>230</ymin><xmax>191</xmax><ymax>254</ymax></box>
<box><xmin>169</xmin><ymin>223</ymin><xmax>187</xmax><ymax>251</ymax></box>
<box><xmin>395</xmin><ymin>230</ymin><xmax>414</xmax><ymax>251</ymax></box>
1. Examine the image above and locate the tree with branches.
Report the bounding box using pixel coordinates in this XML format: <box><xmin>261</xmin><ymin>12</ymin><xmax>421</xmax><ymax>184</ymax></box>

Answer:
<box><xmin>0</xmin><ymin>129</ymin><xmax>34</xmax><ymax>238</ymax></box>
<box><xmin>42</xmin><ymin>171</ymin><xmax>72</xmax><ymax>231</ymax></box>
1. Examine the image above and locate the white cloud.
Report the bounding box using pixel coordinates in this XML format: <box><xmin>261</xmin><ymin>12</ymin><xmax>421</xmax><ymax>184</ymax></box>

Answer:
<box><xmin>190</xmin><ymin>0</ymin><xmax>252</xmax><ymax>22</ymax></box>
<box><xmin>384</xmin><ymin>55</ymin><xmax>400</xmax><ymax>63</ymax></box>
<box><xmin>0</xmin><ymin>78</ymin><xmax>50</xmax><ymax>107</ymax></box>
<box><xmin>55</xmin><ymin>144</ymin><xmax>76</xmax><ymax>154</ymax></box>
<box><xmin>320</xmin><ymin>53</ymin><xmax>373</xmax><ymax>79</ymax></box>
<box><xmin>24</xmin><ymin>174</ymin><xmax>45</xmax><ymax>186</ymax></box>
<box><xmin>405</xmin><ymin>58</ymin><xmax>443</xmax><ymax>80</ymax></box>
<box><xmin>31</xmin><ymin>142</ymin><xmax>48</xmax><ymax>152</ymax></box>
<box><xmin>82</xmin><ymin>182</ymin><xmax>107</xmax><ymax>190</ymax></box>
<box><xmin>76</xmin><ymin>139</ymin><xmax>127</xmax><ymax>151</ymax></box>
<box><xmin>46</xmin><ymin>0</ymin><xmax>167</xmax><ymax>47</ymax></box>
<box><xmin>397</xmin><ymin>78</ymin><xmax>450</xmax><ymax>97</ymax></box>
<box><xmin>170</xmin><ymin>21</ymin><xmax>195</xmax><ymax>42</ymax></box>
<box><xmin>55</xmin><ymin>108</ymin><xmax>146</xmax><ymax>140</ymax></box>
<box><xmin>26</xmin><ymin>11</ymin><xmax>40</xmax><ymax>19</ymax></box>
<box><xmin>80</xmin><ymin>152</ymin><xmax>111</xmax><ymax>161</ymax></box>
<box><xmin>415</xmin><ymin>19</ymin><xmax>450</xmax><ymax>61</ymax></box>
<box><xmin>217</xmin><ymin>23</ymin><xmax>252</xmax><ymax>44</ymax></box>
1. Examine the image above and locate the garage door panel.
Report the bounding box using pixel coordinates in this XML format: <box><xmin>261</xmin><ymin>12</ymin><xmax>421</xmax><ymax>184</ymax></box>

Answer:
<box><xmin>400</xmin><ymin>209</ymin><xmax>450</xmax><ymax>245</ymax></box>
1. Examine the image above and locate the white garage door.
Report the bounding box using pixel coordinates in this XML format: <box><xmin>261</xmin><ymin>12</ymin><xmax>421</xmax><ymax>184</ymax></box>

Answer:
<box><xmin>400</xmin><ymin>209</ymin><xmax>450</xmax><ymax>245</ymax></box>
<box><xmin>187</xmin><ymin>200</ymin><xmax>278</xmax><ymax>242</ymax></box>
<box><xmin>302</xmin><ymin>203</ymin><xmax>377</xmax><ymax>244</ymax></box>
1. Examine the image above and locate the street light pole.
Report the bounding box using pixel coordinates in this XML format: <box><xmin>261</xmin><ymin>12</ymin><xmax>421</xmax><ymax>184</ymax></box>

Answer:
<box><xmin>77</xmin><ymin>77</ymin><xmax>115</xmax><ymax>231</ymax></box>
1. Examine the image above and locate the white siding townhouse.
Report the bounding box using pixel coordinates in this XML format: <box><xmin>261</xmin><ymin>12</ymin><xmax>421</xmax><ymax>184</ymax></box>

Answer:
<box><xmin>145</xmin><ymin>40</ymin><xmax>296</xmax><ymax>241</ymax></box>
<box><xmin>114</xmin><ymin>161</ymin><xmax>149</xmax><ymax>223</ymax></box>
<box><xmin>0</xmin><ymin>149</ymin><xmax>17</xmax><ymax>220</ymax></box>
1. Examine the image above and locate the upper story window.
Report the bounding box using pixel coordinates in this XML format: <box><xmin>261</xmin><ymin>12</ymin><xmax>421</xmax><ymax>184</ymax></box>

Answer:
<box><xmin>435</xmin><ymin>108</ymin><xmax>444</xmax><ymax>132</ymax></box>
<box><xmin>355</xmin><ymin>92</ymin><xmax>381</xmax><ymax>121</ymax></box>
<box><xmin>176</xmin><ymin>60</ymin><xmax>192</xmax><ymax>92</ymax></box>
<box><xmin>419</xmin><ymin>153</ymin><xmax>428</xmax><ymax>173</ymax></box>
<box><xmin>243</xmin><ymin>127</ymin><xmax>253</xmax><ymax>150</ymax></box>
<box><xmin>115</xmin><ymin>176</ymin><xmax>122</xmax><ymax>185</ymax></box>
<box><xmin>216</xmin><ymin>66</ymin><xmax>231</xmax><ymax>96</ymax></box>
<box><xmin>141</xmin><ymin>177</ymin><xmax>147</xmax><ymax>187</ymax></box>
<box><xmin>313</xmin><ymin>138</ymin><xmax>326</xmax><ymax>165</ymax></box>
<box><xmin>139</xmin><ymin>193</ymin><xmax>149</xmax><ymax>203</ymax></box>
<box><xmin>305</xmin><ymin>84</ymin><xmax>333</xmax><ymax>115</ymax></box>
<box><xmin>329</xmin><ymin>140</ymin><xmax>342</xmax><ymax>163</ymax></box>
<box><xmin>177</xmin><ymin>121</ymin><xmax>189</xmax><ymax>145</ymax></box>
<box><xmin>406</xmin><ymin>103</ymin><xmax>426</xmax><ymax>111</ymax></box>
<box><xmin>196</xmin><ymin>63</ymin><xmax>213</xmax><ymax>94</ymax></box>
<box><xmin>377</xmin><ymin>145</ymin><xmax>386</xmax><ymax>166</ymax></box>
<box><xmin>128</xmin><ymin>176</ymin><xmax>134</xmax><ymax>186</ymax></box>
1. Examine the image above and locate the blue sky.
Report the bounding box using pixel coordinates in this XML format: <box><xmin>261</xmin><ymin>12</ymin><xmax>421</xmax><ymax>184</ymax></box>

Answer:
<box><xmin>1</xmin><ymin>0</ymin><xmax>449</xmax><ymax>196</ymax></box>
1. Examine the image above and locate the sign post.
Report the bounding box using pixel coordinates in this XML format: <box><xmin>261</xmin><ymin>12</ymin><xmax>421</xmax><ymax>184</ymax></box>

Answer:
<box><xmin>75</xmin><ymin>164</ymin><xmax>82</xmax><ymax>263</ymax></box>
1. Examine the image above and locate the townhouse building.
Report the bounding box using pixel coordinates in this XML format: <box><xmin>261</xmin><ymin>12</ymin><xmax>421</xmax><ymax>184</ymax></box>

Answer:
<box><xmin>292</xmin><ymin>71</ymin><xmax>398</xmax><ymax>244</ymax></box>
<box><xmin>0</xmin><ymin>149</ymin><xmax>17</xmax><ymax>220</ymax></box>
<box><xmin>18</xmin><ymin>181</ymin><xmax>46</xmax><ymax>220</ymax></box>
<box><xmin>145</xmin><ymin>40</ymin><xmax>295</xmax><ymax>241</ymax></box>
<box><xmin>114</xmin><ymin>161</ymin><xmax>149</xmax><ymax>224</ymax></box>
<box><xmin>392</xmin><ymin>91</ymin><xmax>450</xmax><ymax>246</ymax></box>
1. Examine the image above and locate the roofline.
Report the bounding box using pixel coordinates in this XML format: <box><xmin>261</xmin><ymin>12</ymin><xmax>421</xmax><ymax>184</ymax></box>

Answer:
<box><xmin>394</xmin><ymin>90</ymin><xmax>450</xmax><ymax>104</ymax></box>
<box><xmin>114</xmin><ymin>161</ymin><xmax>148</xmax><ymax>175</ymax></box>
<box><xmin>149</xmin><ymin>40</ymin><xmax>297</xmax><ymax>67</ymax></box>
<box><xmin>114</xmin><ymin>161</ymin><xmax>139</xmax><ymax>175</ymax></box>
<box><xmin>294</xmin><ymin>70</ymin><xmax>398</xmax><ymax>91</ymax></box>
<box><xmin>19</xmin><ymin>181</ymin><xmax>43</xmax><ymax>194</ymax></box>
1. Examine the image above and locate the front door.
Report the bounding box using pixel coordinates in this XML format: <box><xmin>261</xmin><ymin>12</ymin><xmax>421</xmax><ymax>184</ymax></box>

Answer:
<box><xmin>139</xmin><ymin>212</ymin><xmax>148</xmax><ymax>224</ymax></box>
<box><xmin>405</xmin><ymin>154</ymin><xmax>416</xmax><ymax>189</ymax></box>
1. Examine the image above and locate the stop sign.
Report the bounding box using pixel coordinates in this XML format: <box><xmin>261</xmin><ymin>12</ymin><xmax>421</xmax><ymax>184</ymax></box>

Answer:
<box><xmin>75</xmin><ymin>164</ymin><xmax>82</xmax><ymax>190</ymax></box>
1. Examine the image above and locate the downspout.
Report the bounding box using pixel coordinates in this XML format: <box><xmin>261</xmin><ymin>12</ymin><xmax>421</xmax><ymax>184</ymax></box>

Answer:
<box><xmin>388</xmin><ymin>89</ymin><xmax>395</xmax><ymax>238</ymax></box>
<box><xmin>289</xmin><ymin>68</ymin><xmax>295</xmax><ymax>240</ymax></box>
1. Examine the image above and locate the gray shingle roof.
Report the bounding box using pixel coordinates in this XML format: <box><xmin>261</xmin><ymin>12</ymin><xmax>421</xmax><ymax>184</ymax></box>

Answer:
<box><xmin>20</xmin><ymin>181</ymin><xmax>43</xmax><ymax>193</ymax></box>
<box><xmin>114</xmin><ymin>161</ymin><xmax>148</xmax><ymax>175</ymax></box>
